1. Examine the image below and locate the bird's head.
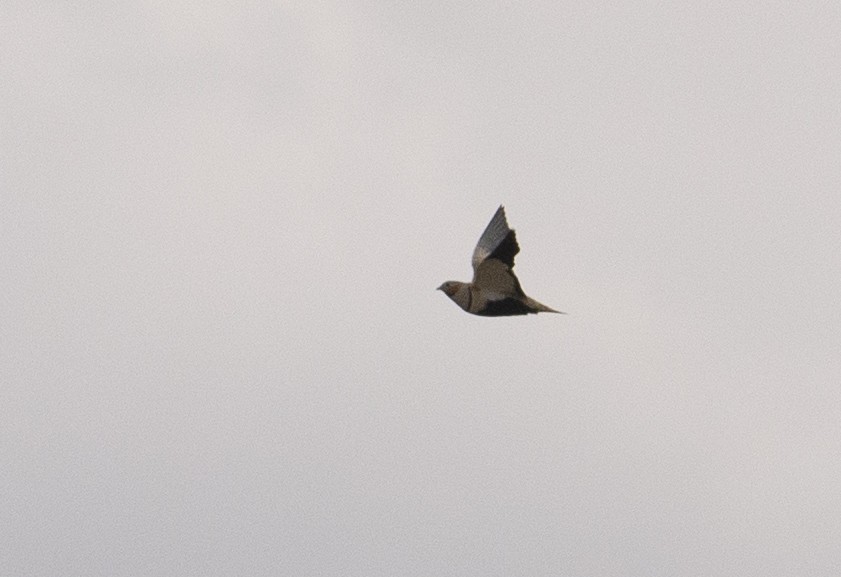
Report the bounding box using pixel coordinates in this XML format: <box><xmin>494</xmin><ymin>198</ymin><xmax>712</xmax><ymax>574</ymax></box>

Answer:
<box><xmin>436</xmin><ymin>281</ymin><xmax>461</xmax><ymax>297</ymax></box>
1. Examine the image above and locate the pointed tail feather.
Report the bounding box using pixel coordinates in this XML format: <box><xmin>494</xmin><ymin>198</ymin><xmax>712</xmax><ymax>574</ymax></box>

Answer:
<box><xmin>526</xmin><ymin>297</ymin><xmax>565</xmax><ymax>314</ymax></box>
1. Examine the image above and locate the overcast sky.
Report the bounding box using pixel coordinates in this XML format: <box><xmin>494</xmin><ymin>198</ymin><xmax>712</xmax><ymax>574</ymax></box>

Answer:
<box><xmin>3</xmin><ymin>2</ymin><xmax>841</xmax><ymax>576</ymax></box>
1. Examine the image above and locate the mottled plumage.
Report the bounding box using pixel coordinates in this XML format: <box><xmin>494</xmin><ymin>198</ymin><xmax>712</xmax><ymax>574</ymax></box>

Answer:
<box><xmin>438</xmin><ymin>206</ymin><xmax>562</xmax><ymax>316</ymax></box>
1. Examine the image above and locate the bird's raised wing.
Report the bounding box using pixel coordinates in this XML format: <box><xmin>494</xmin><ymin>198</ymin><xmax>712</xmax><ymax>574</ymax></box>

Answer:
<box><xmin>472</xmin><ymin>258</ymin><xmax>524</xmax><ymax>297</ymax></box>
<box><xmin>471</xmin><ymin>205</ymin><xmax>520</xmax><ymax>271</ymax></box>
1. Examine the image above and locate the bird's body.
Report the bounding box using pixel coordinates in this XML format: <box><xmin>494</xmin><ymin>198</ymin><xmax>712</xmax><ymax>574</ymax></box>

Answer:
<box><xmin>437</xmin><ymin>206</ymin><xmax>562</xmax><ymax>316</ymax></box>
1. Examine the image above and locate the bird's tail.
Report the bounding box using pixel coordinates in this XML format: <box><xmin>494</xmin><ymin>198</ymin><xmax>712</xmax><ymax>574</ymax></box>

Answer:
<box><xmin>526</xmin><ymin>297</ymin><xmax>565</xmax><ymax>314</ymax></box>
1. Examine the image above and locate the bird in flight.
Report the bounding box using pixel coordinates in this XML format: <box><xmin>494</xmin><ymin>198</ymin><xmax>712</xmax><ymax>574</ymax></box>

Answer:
<box><xmin>437</xmin><ymin>205</ymin><xmax>563</xmax><ymax>316</ymax></box>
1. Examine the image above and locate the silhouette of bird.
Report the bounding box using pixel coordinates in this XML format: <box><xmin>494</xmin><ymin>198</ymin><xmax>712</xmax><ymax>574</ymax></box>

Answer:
<box><xmin>437</xmin><ymin>206</ymin><xmax>562</xmax><ymax>316</ymax></box>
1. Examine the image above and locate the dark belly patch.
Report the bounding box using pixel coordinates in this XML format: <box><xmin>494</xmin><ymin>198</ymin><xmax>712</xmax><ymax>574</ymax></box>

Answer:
<box><xmin>476</xmin><ymin>297</ymin><xmax>534</xmax><ymax>316</ymax></box>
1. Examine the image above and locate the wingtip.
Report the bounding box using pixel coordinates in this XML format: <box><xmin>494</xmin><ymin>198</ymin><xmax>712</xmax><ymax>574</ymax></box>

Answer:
<box><xmin>492</xmin><ymin>205</ymin><xmax>510</xmax><ymax>227</ymax></box>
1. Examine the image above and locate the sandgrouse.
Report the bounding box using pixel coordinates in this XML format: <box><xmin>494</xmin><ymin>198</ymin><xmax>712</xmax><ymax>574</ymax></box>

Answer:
<box><xmin>437</xmin><ymin>205</ymin><xmax>562</xmax><ymax>316</ymax></box>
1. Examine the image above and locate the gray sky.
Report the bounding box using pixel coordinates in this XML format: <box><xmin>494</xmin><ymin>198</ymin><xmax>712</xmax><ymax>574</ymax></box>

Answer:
<box><xmin>3</xmin><ymin>2</ymin><xmax>841</xmax><ymax>576</ymax></box>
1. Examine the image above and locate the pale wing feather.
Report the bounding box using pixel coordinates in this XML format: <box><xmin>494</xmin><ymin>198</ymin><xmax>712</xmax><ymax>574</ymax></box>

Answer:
<box><xmin>471</xmin><ymin>205</ymin><xmax>512</xmax><ymax>271</ymax></box>
<box><xmin>472</xmin><ymin>259</ymin><xmax>523</xmax><ymax>297</ymax></box>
